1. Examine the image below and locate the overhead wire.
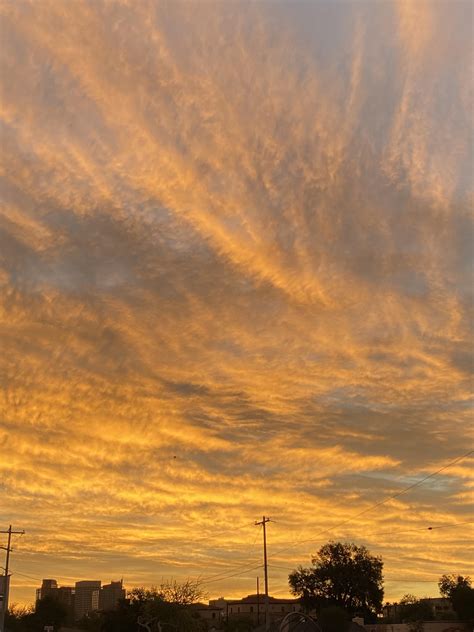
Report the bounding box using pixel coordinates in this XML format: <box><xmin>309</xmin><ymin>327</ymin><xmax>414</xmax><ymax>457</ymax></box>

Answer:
<box><xmin>9</xmin><ymin>570</ymin><xmax>42</xmax><ymax>582</ymax></box>
<box><xmin>200</xmin><ymin>563</ymin><xmax>264</xmax><ymax>585</ymax></box>
<box><xmin>194</xmin><ymin>523</ymin><xmax>263</xmax><ymax>584</ymax></box>
<box><xmin>187</xmin><ymin>520</ymin><xmax>257</xmax><ymax>544</ymax></box>
<box><xmin>269</xmin><ymin>450</ymin><xmax>473</xmax><ymax>559</ymax></box>
<box><xmin>7</xmin><ymin>452</ymin><xmax>472</xmax><ymax>592</ymax></box>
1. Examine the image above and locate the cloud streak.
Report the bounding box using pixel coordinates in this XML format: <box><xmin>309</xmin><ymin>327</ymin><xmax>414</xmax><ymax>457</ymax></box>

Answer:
<box><xmin>0</xmin><ymin>0</ymin><xmax>472</xmax><ymax>605</ymax></box>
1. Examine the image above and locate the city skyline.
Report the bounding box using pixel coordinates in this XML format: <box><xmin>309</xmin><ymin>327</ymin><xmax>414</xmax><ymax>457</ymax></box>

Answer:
<box><xmin>1</xmin><ymin>0</ymin><xmax>473</xmax><ymax>611</ymax></box>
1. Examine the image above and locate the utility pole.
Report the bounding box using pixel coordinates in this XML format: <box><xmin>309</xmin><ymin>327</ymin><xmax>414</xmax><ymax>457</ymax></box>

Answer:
<box><xmin>0</xmin><ymin>526</ymin><xmax>25</xmax><ymax>632</ymax></box>
<box><xmin>255</xmin><ymin>516</ymin><xmax>271</xmax><ymax>631</ymax></box>
<box><xmin>256</xmin><ymin>576</ymin><xmax>260</xmax><ymax>626</ymax></box>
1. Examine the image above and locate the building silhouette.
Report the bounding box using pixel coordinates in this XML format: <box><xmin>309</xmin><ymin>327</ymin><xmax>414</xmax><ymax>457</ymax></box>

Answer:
<box><xmin>99</xmin><ymin>580</ymin><xmax>125</xmax><ymax>611</ymax></box>
<box><xmin>220</xmin><ymin>594</ymin><xmax>302</xmax><ymax>624</ymax></box>
<box><xmin>74</xmin><ymin>580</ymin><xmax>101</xmax><ymax>620</ymax></box>
<box><xmin>36</xmin><ymin>579</ymin><xmax>58</xmax><ymax>601</ymax></box>
<box><xmin>36</xmin><ymin>578</ymin><xmax>125</xmax><ymax>620</ymax></box>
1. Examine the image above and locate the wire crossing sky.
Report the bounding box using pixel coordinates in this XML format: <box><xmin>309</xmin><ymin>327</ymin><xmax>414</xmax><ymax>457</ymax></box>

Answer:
<box><xmin>0</xmin><ymin>0</ymin><xmax>473</xmax><ymax>606</ymax></box>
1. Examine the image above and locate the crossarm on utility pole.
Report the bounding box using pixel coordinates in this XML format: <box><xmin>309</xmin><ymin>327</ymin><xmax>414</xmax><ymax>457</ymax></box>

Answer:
<box><xmin>0</xmin><ymin>526</ymin><xmax>25</xmax><ymax>632</ymax></box>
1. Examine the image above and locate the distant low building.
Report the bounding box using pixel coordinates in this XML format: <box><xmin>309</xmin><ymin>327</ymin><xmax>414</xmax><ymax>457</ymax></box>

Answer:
<box><xmin>224</xmin><ymin>594</ymin><xmax>302</xmax><ymax>624</ymax></box>
<box><xmin>209</xmin><ymin>597</ymin><xmax>227</xmax><ymax>610</ymax></box>
<box><xmin>422</xmin><ymin>597</ymin><xmax>456</xmax><ymax>619</ymax></box>
<box><xmin>382</xmin><ymin>597</ymin><xmax>455</xmax><ymax>622</ymax></box>
<box><xmin>189</xmin><ymin>602</ymin><xmax>224</xmax><ymax>623</ymax></box>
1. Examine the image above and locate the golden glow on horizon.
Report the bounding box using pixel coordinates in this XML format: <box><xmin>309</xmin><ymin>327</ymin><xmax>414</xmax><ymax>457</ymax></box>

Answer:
<box><xmin>0</xmin><ymin>0</ymin><xmax>473</xmax><ymax>606</ymax></box>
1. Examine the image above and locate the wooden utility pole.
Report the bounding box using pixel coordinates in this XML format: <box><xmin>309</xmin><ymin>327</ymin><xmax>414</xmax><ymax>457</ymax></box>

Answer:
<box><xmin>255</xmin><ymin>517</ymin><xmax>271</xmax><ymax>631</ymax></box>
<box><xmin>0</xmin><ymin>526</ymin><xmax>25</xmax><ymax>632</ymax></box>
<box><xmin>256</xmin><ymin>576</ymin><xmax>260</xmax><ymax>626</ymax></box>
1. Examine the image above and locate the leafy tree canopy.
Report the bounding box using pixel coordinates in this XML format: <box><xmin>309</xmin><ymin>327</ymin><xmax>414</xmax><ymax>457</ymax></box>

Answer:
<box><xmin>289</xmin><ymin>541</ymin><xmax>384</xmax><ymax>618</ymax></box>
<box><xmin>438</xmin><ymin>574</ymin><xmax>471</xmax><ymax>597</ymax></box>
<box><xmin>6</xmin><ymin>596</ymin><xmax>68</xmax><ymax>632</ymax></box>
<box><xmin>438</xmin><ymin>575</ymin><xmax>474</xmax><ymax>623</ymax></box>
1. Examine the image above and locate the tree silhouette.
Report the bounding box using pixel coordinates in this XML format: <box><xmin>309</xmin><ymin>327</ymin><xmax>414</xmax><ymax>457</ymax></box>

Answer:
<box><xmin>289</xmin><ymin>541</ymin><xmax>384</xmax><ymax>619</ymax></box>
<box><xmin>439</xmin><ymin>575</ymin><xmax>474</xmax><ymax>623</ymax></box>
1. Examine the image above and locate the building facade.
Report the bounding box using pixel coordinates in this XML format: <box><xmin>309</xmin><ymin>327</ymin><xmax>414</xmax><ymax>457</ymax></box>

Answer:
<box><xmin>36</xmin><ymin>579</ymin><xmax>59</xmax><ymax>602</ymax></box>
<box><xmin>99</xmin><ymin>580</ymin><xmax>126</xmax><ymax>611</ymax></box>
<box><xmin>74</xmin><ymin>580</ymin><xmax>101</xmax><ymax>620</ymax></box>
<box><xmin>36</xmin><ymin>578</ymin><xmax>126</xmax><ymax>620</ymax></box>
<box><xmin>382</xmin><ymin>597</ymin><xmax>455</xmax><ymax>622</ymax></box>
<box><xmin>189</xmin><ymin>602</ymin><xmax>223</xmax><ymax>624</ymax></box>
<box><xmin>225</xmin><ymin>594</ymin><xmax>302</xmax><ymax>624</ymax></box>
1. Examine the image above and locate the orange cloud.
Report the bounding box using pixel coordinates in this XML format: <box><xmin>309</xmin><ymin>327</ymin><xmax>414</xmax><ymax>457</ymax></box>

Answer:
<box><xmin>0</xmin><ymin>0</ymin><xmax>472</xmax><ymax>607</ymax></box>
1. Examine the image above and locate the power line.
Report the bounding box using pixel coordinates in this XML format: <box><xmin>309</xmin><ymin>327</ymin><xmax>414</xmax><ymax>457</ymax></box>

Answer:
<box><xmin>265</xmin><ymin>520</ymin><xmax>473</xmax><ymax>551</ymax></box>
<box><xmin>384</xmin><ymin>578</ymin><xmax>444</xmax><ymax>583</ymax></box>
<box><xmin>140</xmin><ymin>520</ymin><xmax>257</xmax><ymax>548</ymax></box>
<box><xmin>8</xmin><ymin>570</ymin><xmax>42</xmax><ymax>583</ymax></box>
<box><xmin>267</xmin><ymin>563</ymin><xmax>465</xmax><ymax>585</ymax></box>
<box><xmin>200</xmin><ymin>563</ymin><xmax>263</xmax><ymax>585</ymax></box>
<box><xmin>199</xmin><ymin>556</ymin><xmax>262</xmax><ymax>583</ymax></box>
<box><xmin>268</xmin><ymin>563</ymin><xmax>449</xmax><ymax>580</ymax></box>
<box><xmin>317</xmin><ymin>521</ymin><xmax>474</xmax><ymax>543</ymax></box>
<box><xmin>270</xmin><ymin>450</ymin><xmax>473</xmax><ymax>559</ymax></box>
<box><xmin>188</xmin><ymin>524</ymin><xmax>265</xmax><ymax>587</ymax></box>
<box><xmin>187</xmin><ymin>521</ymin><xmax>257</xmax><ymax>544</ymax></box>
<box><xmin>153</xmin><ymin>513</ymin><xmax>471</xmax><ymax>587</ymax></box>
<box><xmin>358</xmin><ymin>520</ymin><xmax>474</xmax><ymax>538</ymax></box>
<box><xmin>197</xmin><ymin>518</ymin><xmax>271</xmax><ymax>592</ymax></box>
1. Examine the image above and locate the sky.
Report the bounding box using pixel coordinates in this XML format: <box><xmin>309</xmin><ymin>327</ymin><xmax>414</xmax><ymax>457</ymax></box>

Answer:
<box><xmin>0</xmin><ymin>0</ymin><xmax>473</xmax><ymax>609</ymax></box>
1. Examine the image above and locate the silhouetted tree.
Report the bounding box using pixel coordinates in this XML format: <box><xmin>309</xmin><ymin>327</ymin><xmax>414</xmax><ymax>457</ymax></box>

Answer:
<box><xmin>5</xmin><ymin>604</ymin><xmax>34</xmax><ymax>632</ymax></box>
<box><xmin>35</xmin><ymin>595</ymin><xmax>68</xmax><ymax>630</ymax></box>
<box><xmin>289</xmin><ymin>541</ymin><xmax>384</xmax><ymax>619</ymax></box>
<box><xmin>100</xmin><ymin>596</ymin><xmax>142</xmax><ymax>632</ymax></box>
<box><xmin>76</xmin><ymin>610</ymin><xmax>102</xmax><ymax>632</ymax></box>
<box><xmin>439</xmin><ymin>575</ymin><xmax>474</xmax><ymax>623</ymax></box>
<box><xmin>155</xmin><ymin>579</ymin><xmax>206</xmax><ymax>606</ymax></box>
<box><xmin>5</xmin><ymin>598</ymin><xmax>68</xmax><ymax>632</ymax></box>
<box><xmin>127</xmin><ymin>581</ymin><xmax>207</xmax><ymax>632</ymax></box>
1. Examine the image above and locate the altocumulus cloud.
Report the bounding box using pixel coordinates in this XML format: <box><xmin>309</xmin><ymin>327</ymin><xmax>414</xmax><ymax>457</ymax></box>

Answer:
<box><xmin>0</xmin><ymin>0</ymin><xmax>473</xmax><ymax>604</ymax></box>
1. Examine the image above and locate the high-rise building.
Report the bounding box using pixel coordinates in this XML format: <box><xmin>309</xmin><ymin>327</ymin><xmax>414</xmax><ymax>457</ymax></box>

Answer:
<box><xmin>57</xmin><ymin>586</ymin><xmax>75</xmax><ymax>621</ymax></box>
<box><xmin>36</xmin><ymin>579</ymin><xmax>58</xmax><ymax>602</ymax></box>
<box><xmin>74</xmin><ymin>580</ymin><xmax>101</xmax><ymax>620</ymax></box>
<box><xmin>99</xmin><ymin>580</ymin><xmax>125</xmax><ymax>611</ymax></box>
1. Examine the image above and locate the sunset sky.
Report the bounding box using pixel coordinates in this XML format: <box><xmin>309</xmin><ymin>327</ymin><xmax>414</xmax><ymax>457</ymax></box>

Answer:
<box><xmin>0</xmin><ymin>0</ymin><xmax>473</xmax><ymax>608</ymax></box>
